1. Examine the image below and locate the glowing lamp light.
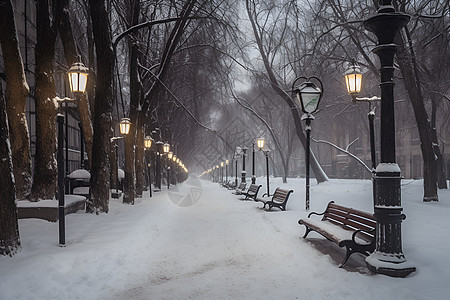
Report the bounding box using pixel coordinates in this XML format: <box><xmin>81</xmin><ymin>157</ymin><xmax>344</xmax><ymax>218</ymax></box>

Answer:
<box><xmin>144</xmin><ymin>136</ymin><xmax>152</xmax><ymax>149</ymax></box>
<box><xmin>163</xmin><ymin>143</ymin><xmax>170</xmax><ymax>153</ymax></box>
<box><xmin>344</xmin><ymin>64</ymin><xmax>362</xmax><ymax>101</ymax></box>
<box><xmin>257</xmin><ymin>137</ymin><xmax>265</xmax><ymax>150</ymax></box>
<box><xmin>119</xmin><ymin>118</ymin><xmax>131</xmax><ymax>135</ymax></box>
<box><xmin>68</xmin><ymin>61</ymin><xmax>89</xmax><ymax>94</ymax></box>
<box><xmin>168</xmin><ymin>152</ymin><xmax>173</xmax><ymax>160</ymax></box>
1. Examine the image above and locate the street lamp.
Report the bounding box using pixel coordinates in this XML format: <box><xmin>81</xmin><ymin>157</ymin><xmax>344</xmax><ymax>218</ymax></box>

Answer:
<box><xmin>345</xmin><ymin>64</ymin><xmax>380</xmax><ymax>171</ymax></box>
<box><xmin>144</xmin><ymin>136</ymin><xmax>153</xmax><ymax>197</ymax></box>
<box><xmin>220</xmin><ymin>162</ymin><xmax>224</xmax><ymax>183</ymax></box>
<box><xmin>241</xmin><ymin>147</ymin><xmax>248</xmax><ymax>183</ymax></box>
<box><xmin>292</xmin><ymin>76</ymin><xmax>323</xmax><ymax>211</ymax></box>
<box><xmin>67</xmin><ymin>61</ymin><xmax>89</xmax><ymax>94</ymax></box>
<box><xmin>110</xmin><ymin>118</ymin><xmax>131</xmax><ymax>199</ymax></box>
<box><xmin>251</xmin><ymin>142</ymin><xmax>256</xmax><ymax>184</ymax></box>
<box><xmin>363</xmin><ymin>0</ymin><xmax>415</xmax><ymax>277</ymax></box>
<box><xmin>225</xmin><ymin>160</ymin><xmax>229</xmax><ymax>182</ymax></box>
<box><xmin>257</xmin><ymin>137</ymin><xmax>271</xmax><ymax>197</ymax></box>
<box><xmin>119</xmin><ymin>118</ymin><xmax>131</xmax><ymax>135</ymax></box>
<box><xmin>163</xmin><ymin>143</ymin><xmax>170</xmax><ymax>154</ymax></box>
<box><xmin>154</xmin><ymin>141</ymin><xmax>164</xmax><ymax>191</ymax></box>
<box><xmin>344</xmin><ymin>64</ymin><xmax>362</xmax><ymax>102</ymax></box>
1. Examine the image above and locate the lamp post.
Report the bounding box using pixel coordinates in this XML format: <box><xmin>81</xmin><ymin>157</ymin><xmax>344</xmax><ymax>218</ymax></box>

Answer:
<box><xmin>155</xmin><ymin>141</ymin><xmax>163</xmax><ymax>191</ymax></box>
<box><xmin>172</xmin><ymin>154</ymin><xmax>177</xmax><ymax>185</ymax></box>
<box><xmin>111</xmin><ymin>118</ymin><xmax>131</xmax><ymax>199</ymax></box>
<box><xmin>234</xmin><ymin>156</ymin><xmax>238</xmax><ymax>186</ymax></box>
<box><xmin>225</xmin><ymin>160</ymin><xmax>229</xmax><ymax>183</ymax></box>
<box><xmin>241</xmin><ymin>147</ymin><xmax>248</xmax><ymax>183</ymax></box>
<box><xmin>363</xmin><ymin>0</ymin><xmax>415</xmax><ymax>277</ymax></box>
<box><xmin>144</xmin><ymin>136</ymin><xmax>153</xmax><ymax>197</ymax></box>
<box><xmin>344</xmin><ymin>64</ymin><xmax>380</xmax><ymax>171</ymax></box>
<box><xmin>167</xmin><ymin>151</ymin><xmax>173</xmax><ymax>189</ymax></box>
<box><xmin>163</xmin><ymin>143</ymin><xmax>170</xmax><ymax>189</ymax></box>
<box><xmin>220</xmin><ymin>162</ymin><xmax>224</xmax><ymax>183</ymax></box>
<box><xmin>251</xmin><ymin>143</ymin><xmax>256</xmax><ymax>184</ymax></box>
<box><xmin>257</xmin><ymin>137</ymin><xmax>271</xmax><ymax>197</ymax></box>
<box><xmin>292</xmin><ymin>76</ymin><xmax>323</xmax><ymax>211</ymax></box>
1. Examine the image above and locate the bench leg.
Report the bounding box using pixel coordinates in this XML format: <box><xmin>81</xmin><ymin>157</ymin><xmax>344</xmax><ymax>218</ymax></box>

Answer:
<box><xmin>302</xmin><ymin>227</ymin><xmax>313</xmax><ymax>239</ymax></box>
<box><xmin>339</xmin><ymin>247</ymin><xmax>353</xmax><ymax>268</ymax></box>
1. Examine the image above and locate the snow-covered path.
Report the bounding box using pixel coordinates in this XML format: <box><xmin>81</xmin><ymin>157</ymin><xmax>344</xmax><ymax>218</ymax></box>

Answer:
<box><xmin>1</xmin><ymin>178</ymin><xmax>449</xmax><ymax>300</ymax></box>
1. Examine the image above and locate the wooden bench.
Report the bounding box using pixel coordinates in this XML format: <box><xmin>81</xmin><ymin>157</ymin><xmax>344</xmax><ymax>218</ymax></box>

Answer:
<box><xmin>232</xmin><ymin>182</ymin><xmax>247</xmax><ymax>195</ymax></box>
<box><xmin>241</xmin><ymin>184</ymin><xmax>262</xmax><ymax>201</ymax></box>
<box><xmin>298</xmin><ymin>201</ymin><xmax>376</xmax><ymax>267</ymax></box>
<box><xmin>256</xmin><ymin>188</ymin><xmax>293</xmax><ymax>211</ymax></box>
<box><xmin>222</xmin><ymin>180</ymin><xmax>233</xmax><ymax>188</ymax></box>
<box><xmin>226</xmin><ymin>181</ymin><xmax>237</xmax><ymax>190</ymax></box>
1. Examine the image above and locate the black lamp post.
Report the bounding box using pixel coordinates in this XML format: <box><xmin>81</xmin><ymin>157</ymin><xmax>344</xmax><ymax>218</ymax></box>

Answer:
<box><xmin>225</xmin><ymin>160</ymin><xmax>229</xmax><ymax>183</ymax></box>
<box><xmin>251</xmin><ymin>143</ymin><xmax>256</xmax><ymax>184</ymax></box>
<box><xmin>363</xmin><ymin>0</ymin><xmax>415</xmax><ymax>277</ymax></box>
<box><xmin>144</xmin><ymin>136</ymin><xmax>153</xmax><ymax>197</ymax></box>
<box><xmin>257</xmin><ymin>137</ymin><xmax>271</xmax><ymax>197</ymax></box>
<box><xmin>292</xmin><ymin>76</ymin><xmax>323</xmax><ymax>211</ymax></box>
<box><xmin>110</xmin><ymin>118</ymin><xmax>131</xmax><ymax>199</ymax></box>
<box><xmin>234</xmin><ymin>156</ymin><xmax>238</xmax><ymax>186</ymax></box>
<box><xmin>241</xmin><ymin>147</ymin><xmax>248</xmax><ymax>183</ymax></box>
<box><xmin>344</xmin><ymin>64</ymin><xmax>380</xmax><ymax>171</ymax></box>
<box><xmin>155</xmin><ymin>141</ymin><xmax>163</xmax><ymax>191</ymax></box>
<box><xmin>163</xmin><ymin>143</ymin><xmax>170</xmax><ymax>189</ymax></box>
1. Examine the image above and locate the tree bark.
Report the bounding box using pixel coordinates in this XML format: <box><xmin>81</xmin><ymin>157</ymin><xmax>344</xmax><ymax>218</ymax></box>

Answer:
<box><xmin>431</xmin><ymin>95</ymin><xmax>448</xmax><ymax>189</ymax></box>
<box><xmin>123</xmin><ymin>0</ymin><xmax>141</xmax><ymax>205</ymax></box>
<box><xmin>30</xmin><ymin>0</ymin><xmax>62</xmax><ymax>201</ymax></box>
<box><xmin>0</xmin><ymin>81</ymin><xmax>21</xmax><ymax>256</ymax></box>
<box><xmin>57</xmin><ymin>0</ymin><xmax>94</xmax><ymax>169</ymax></box>
<box><xmin>396</xmin><ymin>28</ymin><xmax>438</xmax><ymax>202</ymax></box>
<box><xmin>0</xmin><ymin>0</ymin><xmax>32</xmax><ymax>200</ymax></box>
<box><xmin>88</xmin><ymin>0</ymin><xmax>114</xmax><ymax>213</ymax></box>
<box><xmin>135</xmin><ymin>117</ymin><xmax>145</xmax><ymax>197</ymax></box>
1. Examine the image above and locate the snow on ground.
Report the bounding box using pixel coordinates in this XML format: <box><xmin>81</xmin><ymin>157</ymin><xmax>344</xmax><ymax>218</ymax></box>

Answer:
<box><xmin>1</xmin><ymin>177</ymin><xmax>449</xmax><ymax>300</ymax></box>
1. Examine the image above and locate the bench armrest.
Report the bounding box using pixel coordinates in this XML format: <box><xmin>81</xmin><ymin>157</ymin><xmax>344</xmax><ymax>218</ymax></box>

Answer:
<box><xmin>306</xmin><ymin>200</ymin><xmax>335</xmax><ymax>218</ymax></box>
<box><xmin>351</xmin><ymin>228</ymin><xmax>375</xmax><ymax>245</ymax></box>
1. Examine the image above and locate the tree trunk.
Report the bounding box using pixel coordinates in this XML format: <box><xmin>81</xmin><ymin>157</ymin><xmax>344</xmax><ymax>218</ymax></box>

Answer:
<box><xmin>57</xmin><ymin>0</ymin><xmax>94</xmax><ymax>169</ymax></box>
<box><xmin>30</xmin><ymin>0</ymin><xmax>60</xmax><ymax>201</ymax></box>
<box><xmin>397</xmin><ymin>29</ymin><xmax>438</xmax><ymax>202</ymax></box>
<box><xmin>135</xmin><ymin>117</ymin><xmax>145</xmax><ymax>197</ymax></box>
<box><xmin>0</xmin><ymin>81</ymin><xmax>21</xmax><ymax>256</ymax></box>
<box><xmin>431</xmin><ymin>95</ymin><xmax>448</xmax><ymax>189</ymax></box>
<box><xmin>88</xmin><ymin>0</ymin><xmax>114</xmax><ymax>213</ymax></box>
<box><xmin>123</xmin><ymin>0</ymin><xmax>141</xmax><ymax>205</ymax></box>
<box><xmin>0</xmin><ymin>0</ymin><xmax>32</xmax><ymax>200</ymax></box>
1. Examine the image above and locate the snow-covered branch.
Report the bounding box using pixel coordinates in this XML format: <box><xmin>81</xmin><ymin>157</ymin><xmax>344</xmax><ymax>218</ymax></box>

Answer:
<box><xmin>312</xmin><ymin>138</ymin><xmax>372</xmax><ymax>173</ymax></box>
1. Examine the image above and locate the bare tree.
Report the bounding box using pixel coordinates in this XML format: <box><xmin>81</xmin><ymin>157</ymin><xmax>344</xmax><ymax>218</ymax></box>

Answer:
<box><xmin>88</xmin><ymin>0</ymin><xmax>115</xmax><ymax>213</ymax></box>
<box><xmin>0</xmin><ymin>0</ymin><xmax>32</xmax><ymax>200</ymax></box>
<box><xmin>30</xmin><ymin>0</ymin><xmax>66</xmax><ymax>201</ymax></box>
<box><xmin>245</xmin><ymin>0</ymin><xmax>328</xmax><ymax>183</ymax></box>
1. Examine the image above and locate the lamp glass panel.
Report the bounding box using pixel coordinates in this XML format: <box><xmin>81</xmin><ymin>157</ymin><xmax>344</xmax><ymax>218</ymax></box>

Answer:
<box><xmin>144</xmin><ymin>137</ymin><xmax>152</xmax><ymax>149</ymax></box>
<box><xmin>119</xmin><ymin>118</ymin><xmax>131</xmax><ymax>135</ymax></box>
<box><xmin>257</xmin><ymin>138</ymin><xmax>265</xmax><ymax>150</ymax></box>
<box><xmin>297</xmin><ymin>85</ymin><xmax>321</xmax><ymax>113</ymax></box>
<box><xmin>345</xmin><ymin>73</ymin><xmax>362</xmax><ymax>95</ymax></box>
<box><xmin>78</xmin><ymin>73</ymin><xmax>88</xmax><ymax>93</ymax></box>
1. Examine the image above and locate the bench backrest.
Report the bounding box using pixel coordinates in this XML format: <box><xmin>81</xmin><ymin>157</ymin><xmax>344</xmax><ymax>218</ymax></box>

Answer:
<box><xmin>248</xmin><ymin>184</ymin><xmax>260</xmax><ymax>193</ymax></box>
<box><xmin>237</xmin><ymin>182</ymin><xmax>246</xmax><ymax>190</ymax></box>
<box><xmin>272</xmin><ymin>188</ymin><xmax>293</xmax><ymax>204</ymax></box>
<box><xmin>323</xmin><ymin>202</ymin><xmax>376</xmax><ymax>242</ymax></box>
